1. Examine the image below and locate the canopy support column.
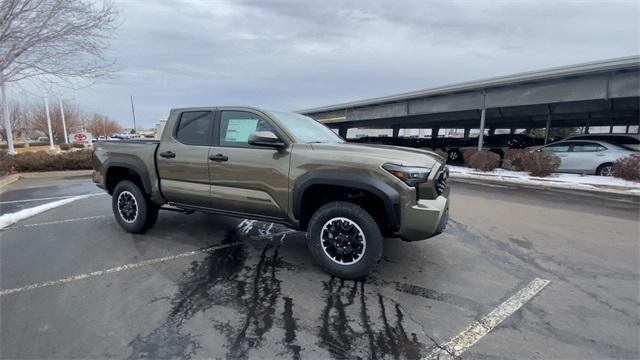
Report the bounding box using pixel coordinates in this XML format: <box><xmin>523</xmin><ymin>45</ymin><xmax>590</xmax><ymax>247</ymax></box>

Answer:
<box><xmin>431</xmin><ymin>126</ymin><xmax>440</xmax><ymax>139</ymax></box>
<box><xmin>478</xmin><ymin>108</ymin><xmax>486</xmax><ymax>151</ymax></box>
<box><xmin>544</xmin><ymin>114</ymin><xmax>551</xmax><ymax>145</ymax></box>
<box><xmin>392</xmin><ymin>125</ymin><xmax>400</xmax><ymax>138</ymax></box>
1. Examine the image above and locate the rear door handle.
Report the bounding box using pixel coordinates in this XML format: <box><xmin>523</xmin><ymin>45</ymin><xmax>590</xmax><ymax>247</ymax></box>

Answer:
<box><xmin>159</xmin><ymin>151</ymin><xmax>176</xmax><ymax>159</ymax></box>
<box><xmin>209</xmin><ymin>154</ymin><xmax>228</xmax><ymax>162</ymax></box>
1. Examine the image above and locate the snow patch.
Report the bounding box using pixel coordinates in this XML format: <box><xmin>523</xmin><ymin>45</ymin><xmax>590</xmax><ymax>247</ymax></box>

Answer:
<box><xmin>0</xmin><ymin>194</ymin><xmax>102</xmax><ymax>230</ymax></box>
<box><xmin>237</xmin><ymin>219</ymin><xmax>257</xmax><ymax>234</ymax></box>
<box><xmin>449</xmin><ymin>166</ymin><xmax>640</xmax><ymax>194</ymax></box>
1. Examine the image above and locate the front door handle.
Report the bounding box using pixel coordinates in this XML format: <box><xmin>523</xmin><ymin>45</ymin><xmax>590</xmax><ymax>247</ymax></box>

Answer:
<box><xmin>209</xmin><ymin>154</ymin><xmax>228</xmax><ymax>162</ymax></box>
<box><xmin>159</xmin><ymin>151</ymin><xmax>176</xmax><ymax>159</ymax></box>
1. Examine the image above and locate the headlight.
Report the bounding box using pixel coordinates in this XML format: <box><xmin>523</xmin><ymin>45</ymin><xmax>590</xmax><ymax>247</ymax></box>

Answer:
<box><xmin>382</xmin><ymin>163</ymin><xmax>431</xmax><ymax>186</ymax></box>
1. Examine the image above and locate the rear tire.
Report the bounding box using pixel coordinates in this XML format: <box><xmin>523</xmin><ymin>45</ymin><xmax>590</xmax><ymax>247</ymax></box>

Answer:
<box><xmin>596</xmin><ymin>162</ymin><xmax>614</xmax><ymax>177</ymax></box>
<box><xmin>448</xmin><ymin>149</ymin><xmax>461</xmax><ymax>162</ymax></box>
<box><xmin>307</xmin><ymin>201</ymin><xmax>383</xmax><ymax>280</ymax></box>
<box><xmin>112</xmin><ymin>180</ymin><xmax>159</xmax><ymax>233</ymax></box>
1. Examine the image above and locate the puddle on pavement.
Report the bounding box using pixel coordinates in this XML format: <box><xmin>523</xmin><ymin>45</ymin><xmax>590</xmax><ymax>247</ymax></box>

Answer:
<box><xmin>128</xmin><ymin>220</ymin><xmax>441</xmax><ymax>359</ymax></box>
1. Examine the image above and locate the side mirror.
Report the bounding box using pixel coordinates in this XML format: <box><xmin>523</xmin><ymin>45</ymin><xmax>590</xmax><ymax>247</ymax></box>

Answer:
<box><xmin>248</xmin><ymin>131</ymin><xmax>285</xmax><ymax>149</ymax></box>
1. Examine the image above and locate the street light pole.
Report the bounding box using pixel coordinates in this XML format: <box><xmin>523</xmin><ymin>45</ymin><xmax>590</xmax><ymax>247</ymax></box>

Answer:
<box><xmin>0</xmin><ymin>71</ymin><xmax>16</xmax><ymax>155</ymax></box>
<box><xmin>44</xmin><ymin>97</ymin><xmax>55</xmax><ymax>151</ymax></box>
<box><xmin>59</xmin><ymin>98</ymin><xmax>69</xmax><ymax>144</ymax></box>
<box><xmin>79</xmin><ymin>104</ymin><xmax>85</xmax><ymax>133</ymax></box>
<box><xmin>130</xmin><ymin>95</ymin><xmax>136</xmax><ymax>134</ymax></box>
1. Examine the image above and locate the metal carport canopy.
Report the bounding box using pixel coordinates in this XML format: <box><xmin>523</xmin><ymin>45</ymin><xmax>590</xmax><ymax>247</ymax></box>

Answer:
<box><xmin>297</xmin><ymin>56</ymin><xmax>640</xmax><ymax>133</ymax></box>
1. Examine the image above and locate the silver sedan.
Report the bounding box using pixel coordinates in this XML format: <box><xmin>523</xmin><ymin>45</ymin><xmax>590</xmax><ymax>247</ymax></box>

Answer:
<box><xmin>538</xmin><ymin>140</ymin><xmax>639</xmax><ymax>176</ymax></box>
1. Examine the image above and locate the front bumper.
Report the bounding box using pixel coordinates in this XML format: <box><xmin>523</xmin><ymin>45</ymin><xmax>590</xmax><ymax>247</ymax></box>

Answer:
<box><xmin>397</xmin><ymin>188</ymin><xmax>450</xmax><ymax>242</ymax></box>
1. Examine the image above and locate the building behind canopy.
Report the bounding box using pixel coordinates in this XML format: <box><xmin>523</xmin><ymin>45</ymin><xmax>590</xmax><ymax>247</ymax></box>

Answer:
<box><xmin>299</xmin><ymin>56</ymin><xmax>640</xmax><ymax>148</ymax></box>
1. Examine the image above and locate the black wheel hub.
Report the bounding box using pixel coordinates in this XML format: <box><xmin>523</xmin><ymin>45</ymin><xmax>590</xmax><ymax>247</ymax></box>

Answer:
<box><xmin>118</xmin><ymin>191</ymin><xmax>138</xmax><ymax>223</ymax></box>
<box><xmin>321</xmin><ymin>218</ymin><xmax>366</xmax><ymax>265</ymax></box>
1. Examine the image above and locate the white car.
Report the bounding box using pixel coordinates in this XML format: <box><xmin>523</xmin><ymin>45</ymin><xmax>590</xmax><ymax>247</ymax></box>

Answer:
<box><xmin>563</xmin><ymin>134</ymin><xmax>640</xmax><ymax>151</ymax></box>
<box><xmin>538</xmin><ymin>140</ymin><xmax>639</xmax><ymax>176</ymax></box>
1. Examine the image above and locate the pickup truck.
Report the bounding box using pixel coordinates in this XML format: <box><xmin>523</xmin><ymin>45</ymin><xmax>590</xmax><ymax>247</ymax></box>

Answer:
<box><xmin>93</xmin><ymin>107</ymin><xmax>450</xmax><ymax>279</ymax></box>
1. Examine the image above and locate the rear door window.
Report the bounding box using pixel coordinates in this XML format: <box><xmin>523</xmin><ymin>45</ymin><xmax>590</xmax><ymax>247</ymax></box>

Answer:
<box><xmin>175</xmin><ymin>111</ymin><xmax>214</xmax><ymax>146</ymax></box>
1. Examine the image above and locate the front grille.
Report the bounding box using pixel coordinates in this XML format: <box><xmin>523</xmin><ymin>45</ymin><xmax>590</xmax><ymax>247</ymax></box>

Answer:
<box><xmin>435</xmin><ymin>166</ymin><xmax>449</xmax><ymax>195</ymax></box>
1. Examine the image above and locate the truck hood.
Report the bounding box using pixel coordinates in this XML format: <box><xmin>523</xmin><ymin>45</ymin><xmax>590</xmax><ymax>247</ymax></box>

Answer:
<box><xmin>310</xmin><ymin>142</ymin><xmax>445</xmax><ymax>168</ymax></box>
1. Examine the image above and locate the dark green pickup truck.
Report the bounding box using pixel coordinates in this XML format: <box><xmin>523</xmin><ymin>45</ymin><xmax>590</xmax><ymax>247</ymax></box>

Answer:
<box><xmin>93</xmin><ymin>107</ymin><xmax>450</xmax><ymax>279</ymax></box>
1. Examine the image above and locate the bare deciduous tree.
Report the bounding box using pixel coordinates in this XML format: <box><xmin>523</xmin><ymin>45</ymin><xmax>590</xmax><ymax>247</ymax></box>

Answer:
<box><xmin>0</xmin><ymin>0</ymin><xmax>119</xmax><ymax>84</ymax></box>
<box><xmin>0</xmin><ymin>100</ymin><xmax>29</xmax><ymax>141</ymax></box>
<box><xmin>0</xmin><ymin>0</ymin><xmax>119</xmax><ymax>152</ymax></box>
<box><xmin>86</xmin><ymin>113</ymin><xmax>121</xmax><ymax>138</ymax></box>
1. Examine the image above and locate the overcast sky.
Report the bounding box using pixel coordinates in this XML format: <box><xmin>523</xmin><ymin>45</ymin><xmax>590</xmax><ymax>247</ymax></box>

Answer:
<box><xmin>44</xmin><ymin>0</ymin><xmax>640</xmax><ymax>128</ymax></box>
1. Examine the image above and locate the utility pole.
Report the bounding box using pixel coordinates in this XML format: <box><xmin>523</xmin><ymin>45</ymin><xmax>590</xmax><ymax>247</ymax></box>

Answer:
<box><xmin>1</xmin><ymin>71</ymin><xmax>16</xmax><ymax>155</ymax></box>
<box><xmin>59</xmin><ymin>98</ymin><xmax>69</xmax><ymax>144</ymax></box>
<box><xmin>44</xmin><ymin>97</ymin><xmax>55</xmax><ymax>150</ymax></box>
<box><xmin>130</xmin><ymin>95</ymin><xmax>136</xmax><ymax>134</ymax></box>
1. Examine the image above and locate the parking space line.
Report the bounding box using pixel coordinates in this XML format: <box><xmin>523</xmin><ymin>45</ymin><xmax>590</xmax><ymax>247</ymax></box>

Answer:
<box><xmin>0</xmin><ymin>193</ymin><xmax>104</xmax><ymax>229</ymax></box>
<box><xmin>0</xmin><ymin>242</ymin><xmax>241</xmax><ymax>296</ymax></box>
<box><xmin>0</xmin><ymin>193</ymin><xmax>105</xmax><ymax>204</ymax></box>
<box><xmin>424</xmin><ymin>278</ymin><xmax>550</xmax><ymax>359</ymax></box>
<box><xmin>1</xmin><ymin>215</ymin><xmax>111</xmax><ymax>231</ymax></box>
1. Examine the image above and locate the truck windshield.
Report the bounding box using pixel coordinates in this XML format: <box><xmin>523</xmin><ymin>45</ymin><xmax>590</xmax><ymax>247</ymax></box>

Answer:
<box><xmin>269</xmin><ymin>111</ymin><xmax>344</xmax><ymax>144</ymax></box>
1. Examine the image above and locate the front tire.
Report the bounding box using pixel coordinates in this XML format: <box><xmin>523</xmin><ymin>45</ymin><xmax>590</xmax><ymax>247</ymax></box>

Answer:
<box><xmin>307</xmin><ymin>201</ymin><xmax>383</xmax><ymax>280</ymax></box>
<box><xmin>112</xmin><ymin>180</ymin><xmax>158</xmax><ymax>233</ymax></box>
<box><xmin>597</xmin><ymin>162</ymin><xmax>614</xmax><ymax>177</ymax></box>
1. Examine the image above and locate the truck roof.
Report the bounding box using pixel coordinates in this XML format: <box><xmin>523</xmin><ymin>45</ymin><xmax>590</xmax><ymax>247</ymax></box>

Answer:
<box><xmin>169</xmin><ymin>106</ymin><xmax>270</xmax><ymax>113</ymax></box>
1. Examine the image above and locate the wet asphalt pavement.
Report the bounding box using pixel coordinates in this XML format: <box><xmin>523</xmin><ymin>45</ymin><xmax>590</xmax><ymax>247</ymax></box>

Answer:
<box><xmin>0</xmin><ymin>176</ymin><xmax>638</xmax><ymax>359</ymax></box>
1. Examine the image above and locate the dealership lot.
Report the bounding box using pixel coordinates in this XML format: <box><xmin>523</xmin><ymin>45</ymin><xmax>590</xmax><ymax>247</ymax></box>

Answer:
<box><xmin>0</xmin><ymin>176</ymin><xmax>638</xmax><ymax>359</ymax></box>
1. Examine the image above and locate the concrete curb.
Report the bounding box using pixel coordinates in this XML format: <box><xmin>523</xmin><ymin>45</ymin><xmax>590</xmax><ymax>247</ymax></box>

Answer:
<box><xmin>0</xmin><ymin>174</ymin><xmax>20</xmax><ymax>189</ymax></box>
<box><xmin>449</xmin><ymin>172</ymin><xmax>640</xmax><ymax>196</ymax></box>
<box><xmin>0</xmin><ymin>170</ymin><xmax>93</xmax><ymax>190</ymax></box>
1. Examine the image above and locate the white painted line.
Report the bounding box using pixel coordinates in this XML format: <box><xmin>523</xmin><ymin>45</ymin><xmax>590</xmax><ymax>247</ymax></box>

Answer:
<box><xmin>0</xmin><ymin>193</ymin><xmax>103</xmax><ymax>229</ymax></box>
<box><xmin>0</xmin><ymin>242</ymin><xmax>241</xmax><ymax>296</ymax></box>
<box><xmin>424</xmin><ymin>278</ymin><xmax>550</xmax><ymax>359</ymax></box>
<box><xmin>0</xmin><ymin>193</ymin><xmax>105</xmax><ymax>204</ymax></box>
<box><xmin>2</xmin><ymin>214</ymin><xmax>111</xmax><ymax>231</ymax></box>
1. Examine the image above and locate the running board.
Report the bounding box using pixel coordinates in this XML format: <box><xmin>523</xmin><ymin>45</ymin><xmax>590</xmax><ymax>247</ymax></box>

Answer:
<box><xmin>160</xmin><ymin>205</ymin><xmax>195</xmax><ymax>214</ymax></box>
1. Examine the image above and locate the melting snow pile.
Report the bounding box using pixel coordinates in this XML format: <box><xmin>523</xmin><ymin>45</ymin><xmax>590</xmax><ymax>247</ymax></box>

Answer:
<box><xmin>449</xmin><ymin>165</ymin><xmax>640</xmax><ymax>194</ymax></box>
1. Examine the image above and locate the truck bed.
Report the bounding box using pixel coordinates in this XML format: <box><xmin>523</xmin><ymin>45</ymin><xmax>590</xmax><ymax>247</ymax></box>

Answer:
<box><xmin>92</xmin><ymin>139</ymin><xmax>162</xmax><ymax>201</ymax></box>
